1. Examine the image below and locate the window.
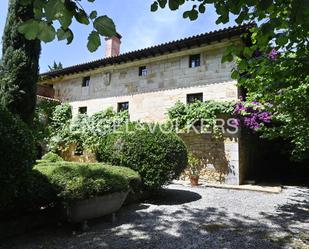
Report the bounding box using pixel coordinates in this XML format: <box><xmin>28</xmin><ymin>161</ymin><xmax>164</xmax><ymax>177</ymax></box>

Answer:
<box><xmin>82</xmin><ymin>76</ymin><xmax>90</xmax><ymax>87</ymax></box>
<box><xmin>189</xmin><ymin>54</ymin><xmax>201</xmax><ymax>68</ymax></box>
<box><xmin>139</xmin><ymin>66</ymin><xmax>147</xmax><ymax>76</ymax></box>
<box><xmin>187</xmin><ymin>93</ymin><xmax>203</xmax><ymax>104</ymax></box>
<box><xmin>117</xmin><ymin>102</ymin><xmax>129</xmax><ymax>112</ymax></box>
<box><xmin>78</xmin><ymin>106</ymin><xmax>87</xmax><ymax>114</ymax></box>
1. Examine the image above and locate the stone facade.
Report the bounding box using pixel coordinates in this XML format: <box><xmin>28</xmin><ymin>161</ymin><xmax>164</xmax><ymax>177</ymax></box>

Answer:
<box><xmin>180</xmin><ymin>133</ymin><xmax>241</xmax><ymax>185</ymax></box>
<box><xmin>43</xmin><ymin>38</ymin><xmax>245</xmax><ymax>185</ymax></box>
<box><xmin>50</xmin><ymin>41</ymin><xmax>238</xmax><ymax>121</ymax></box>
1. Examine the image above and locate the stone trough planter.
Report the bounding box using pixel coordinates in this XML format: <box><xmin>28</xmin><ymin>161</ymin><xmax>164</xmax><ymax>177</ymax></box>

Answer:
<box><xmin>67</xmin><ymin>191</ymin><xmax>129</xmax><ymax>223</ymax></box>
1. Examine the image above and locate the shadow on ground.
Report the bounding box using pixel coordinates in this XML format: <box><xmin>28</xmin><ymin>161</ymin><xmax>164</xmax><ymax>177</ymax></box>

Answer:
<box><xmin>1</xmin><ymin>187</ymin><xmax>308</xmax><ymax>249</ymax></box>
<box><xmin>146</xmin><ymin>188</ymin><xmax>202</xmax><ymax>205</ymax></box>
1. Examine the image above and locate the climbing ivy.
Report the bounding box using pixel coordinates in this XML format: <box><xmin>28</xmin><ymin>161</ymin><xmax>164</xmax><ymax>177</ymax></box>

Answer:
<box><xmin>167</xmin><ymin>100</ymin><xmax>234</xmax><ymax>135</ymax></box>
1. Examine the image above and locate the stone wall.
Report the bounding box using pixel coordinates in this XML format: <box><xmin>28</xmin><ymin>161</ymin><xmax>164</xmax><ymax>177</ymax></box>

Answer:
<box><xmin>59</xmin><ymin>143</ymin><xmax>96</xmax><ymax>163</ymax></box>
<box><xmin>179</xmin><ymin>132</ymin><xmax>241</xmax><ymax>185</ymax></box>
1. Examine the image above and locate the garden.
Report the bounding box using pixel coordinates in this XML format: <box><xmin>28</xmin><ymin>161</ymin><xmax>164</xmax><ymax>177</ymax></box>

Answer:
<box><xmin>0</xmin><ymin>90</ymin><xmax>275</xmax><ymax>236</ymax></box>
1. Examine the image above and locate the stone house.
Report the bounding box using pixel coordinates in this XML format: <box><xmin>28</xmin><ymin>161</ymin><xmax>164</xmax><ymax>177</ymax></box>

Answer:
<box><xmin>39</xmin><ymin>24</ymin><xmax>253</xmax><ymax>185</ymax></box>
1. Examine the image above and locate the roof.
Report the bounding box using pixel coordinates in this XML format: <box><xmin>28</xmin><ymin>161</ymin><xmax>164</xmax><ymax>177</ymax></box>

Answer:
<box><xmin>41</xmin><ymin>23</ymin><xmax>254</xmax><ymax>79</ymax></box>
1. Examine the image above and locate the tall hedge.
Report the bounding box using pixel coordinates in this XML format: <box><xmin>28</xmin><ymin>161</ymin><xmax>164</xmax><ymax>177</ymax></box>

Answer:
<box><xmin>0</xmin><ymin>107</ymin><xmax>36</xmax><ymax>210</ymax></box>
<box><xmin>0</xmin><ymin>0</ymin><xmax>41</xmax><ymax>124</ymax></box>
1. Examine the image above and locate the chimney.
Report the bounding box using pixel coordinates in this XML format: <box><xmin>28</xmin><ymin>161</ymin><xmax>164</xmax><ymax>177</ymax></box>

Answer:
<box><xmin>105</xmin><ymin>33</ymin><xmax>122</xmax><ymax>58</ymax></box>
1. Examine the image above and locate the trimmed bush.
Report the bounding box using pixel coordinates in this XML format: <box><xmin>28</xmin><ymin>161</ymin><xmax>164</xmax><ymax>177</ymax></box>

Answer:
<box><xmin>0</xmin><ymin>169</ymin><xmax>57</xmax><ymax>219</ymax></box>
<box><xmin>41</xmin><ymin>152</ymin><xmax>64</xmax><ymax>162</ymax></box>
<box><xmin>0</xmin><ymin>107</ymin><xmax>35</xmax><ymax>209</ymax></box>
<box><xmin>35</xmin><ymin>162</ymin><xmax>140</xmax><ymax>203</ymax></box>
<box><xmin>14</xmin><ymin>170</ymin><xmax>57</xmax><ymax>212</ymax></box>
<box><xmin>96</xmin><ymin>123</ymin><xmax>188</xmax><ymax>190</ymax></box>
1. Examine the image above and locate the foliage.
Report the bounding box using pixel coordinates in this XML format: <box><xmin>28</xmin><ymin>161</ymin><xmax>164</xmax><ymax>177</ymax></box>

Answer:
<box><xmin>68</xmin><ymin>113</ymin><xmax>90</xmax><ymax>150</ymax></box>
<box><xmin>152</xmin><ymin>0</ymin><xmax>309</xmax><ymax>160</ymax></box>
<box><xmin>0</xmin><ymin>106</ymin><xmax>36</xmax><ymax>209</ymax></box>
<box><xmin>41</xmin><ymin>152</ymin><xmax>64</xmax><ymax>163</ymax></box>
<box><xmin>235</xmin><ymin>53</ymin><xmax>309</xmax><ymax>160</ymax></box>
<box><xmin>49</xmin><ymin>107</ymin><xmax>128</xmax><ymax>154</ymax></box>
<box><xmin>33</xmin><ymin>98</ymin><xmax>60</xmax><ymax>146</ymax></box>
<box><xmin>151</xmin><ymin>0</ymin><xmax>308</xmax><ymax>41</ymax></box>
<box><xmin>48</xmin><ymin>61</ymin><xmax>63</xmax><ymax>72</ymax></box>
<box><xmin>167</xmin><ymin>100</ymin><xmax>234</xmax><ymax>133</ymax></box>
<box><xmin>35</xmin><ymin>162</ymin><xmax>140</xmax><ymax>203</ymax></box>
<box><xmin>18</xmin><ymin>0</ymin><xmax>117</xmax><ymax>52</ymax></box>
<box><xmin>85</xmin><ymin>108</ymin><xmax>129</xmax><ymax>150</ymax></box>
<box><xmin>39</xmin><ymin>102</ymin><xmax>72</xmax><ymax>153</ymax></box>
<box><xmin>96</xmin><ymin>123</ymin><xmax>188</xmax><ymax>190</ymax></box>
<box><xmin>0</xmin><ymin>0</ymin><xmax>41</xmax><ymax>124</ymax></box>
<box><xmin>50</xmin><ymin>103</ymin><xmax>72</xmax><ymax>132</ymax></box>
<box><xmin>49</xmin><ymin>127</ymin><xmax>75</xmax><ymax>154</ymax></box>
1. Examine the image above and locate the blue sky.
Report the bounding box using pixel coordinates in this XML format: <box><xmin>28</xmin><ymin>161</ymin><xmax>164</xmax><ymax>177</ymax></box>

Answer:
<box><xmin>0</xmin><ymin>0</ymin><xmax>235</xmax><ymax>73</ymax></box>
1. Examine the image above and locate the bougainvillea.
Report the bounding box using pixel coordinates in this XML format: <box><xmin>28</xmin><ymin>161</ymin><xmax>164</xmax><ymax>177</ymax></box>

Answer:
<box><xmin>267</xmin><ymin>48</ymin><xmax>279</xmax><ymax>61</ymax></box>
<box><xmin>233</xmin><ymin>100</ymin><xmax>272</xmax><ymax>131</ymax></box>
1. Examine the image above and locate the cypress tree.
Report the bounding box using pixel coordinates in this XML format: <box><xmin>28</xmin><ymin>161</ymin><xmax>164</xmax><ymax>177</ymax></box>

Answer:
<box><xmin>0</xmin><ymin>0</ymin><xmax>41</xmax><ymax>125</ymax></box>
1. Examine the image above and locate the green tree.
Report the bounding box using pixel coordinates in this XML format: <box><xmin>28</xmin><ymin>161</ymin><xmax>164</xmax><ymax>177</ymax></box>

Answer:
<box><xmin>48</xmin><ymin>61</ymin><xmax>63</xmax><ymax>72</ymax></box>
<box><xmin>151</xmin><ymin>0</ymin><xmax>309</xmax><ymax>160</ymax></box>
<box><xmin>0</xmin><ymin>0</ymin><xmax>41</xmax><ymax>125</ymax></box>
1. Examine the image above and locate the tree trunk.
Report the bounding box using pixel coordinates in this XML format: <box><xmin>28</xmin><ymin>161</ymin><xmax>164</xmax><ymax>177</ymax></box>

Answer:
<box><xmin>0</xmin><ymin>0</ymin><xmax>41</xmax><ymax>125</ymax></box>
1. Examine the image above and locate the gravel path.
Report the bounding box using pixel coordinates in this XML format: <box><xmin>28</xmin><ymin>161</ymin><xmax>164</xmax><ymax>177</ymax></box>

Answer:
<box><xmin>1</xmin><ymin>184</ymin><xmax>308</xmax><ymax>249</ymax></box>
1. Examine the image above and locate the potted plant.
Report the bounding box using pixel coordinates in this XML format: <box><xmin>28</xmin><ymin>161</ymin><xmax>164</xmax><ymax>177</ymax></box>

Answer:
<box><xmin>36</xmin><ymin>162</ymin><xmax>141</xmax><ymax>223</ymax></box>
<box><xmin>188</xmin><ymin>153</ymin><xmax>201</xmax><ymax>186</ymax></box>
<box><xmin>67</xmin><ymin>191</ymin><xmax>129</xmax><ymax>223</ymax></box>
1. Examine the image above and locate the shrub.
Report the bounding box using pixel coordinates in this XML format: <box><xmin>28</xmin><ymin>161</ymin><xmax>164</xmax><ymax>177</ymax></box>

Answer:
<box><xmin>48</xmin><ymin>107</ymin><xmax>129</xmax><ymax>155</ymax></box>
<box><xmin>33</xmin><ymin>98</ymin><xmax>60</xmax><ymax>144</ymax></box>
<box><xmin>0</xmin><ymin>169</ymin><xmax>57</xmax><ymax>219</ymax></box>
<box><xmin>47</xmin><ymin>103</ymin><xmax>73</xmax><ymax>153</ymax></box>
<box><xmin>0</xmin><ymin>107</ymin><xmax>35</xmax><ymax>208</ymax></box>
<box><xmin>96</xmin><ymin>123</ymin><xmax>188</xmax><ymax>190</ymax></box>
<box><xmin>41</xmin><ymin>152</ymin><xmax>64</xmax><ymax>162</ymax></box>
<box><xmin>13</xmin><ymin>170</ymin><xmax>57</xmax><ymax>212</ymax></box>
<box><xmin>50</xmin><ymin>103</ymin><xmax>72</xmax><ymax>132</ymax></box>
<box><xmin>85</xmin><ymin>108</ymin><xmax>129</xmax><ymax>151</ymax></box>
<box><xmin>35</xmin><ymin>162</ymin><xmax>140</xmax><ymax>203</ymax></box>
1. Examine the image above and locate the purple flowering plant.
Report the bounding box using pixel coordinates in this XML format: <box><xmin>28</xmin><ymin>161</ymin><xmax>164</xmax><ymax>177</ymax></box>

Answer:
<box><xmin>267</xmin><ymin>48</ymin><xmax>279</xmax><ymax>61</ymax></box>
<box><xmin>233</xmin><ymin>99</ymin><xmax>272</xmax><ymax>131</ymax></box>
